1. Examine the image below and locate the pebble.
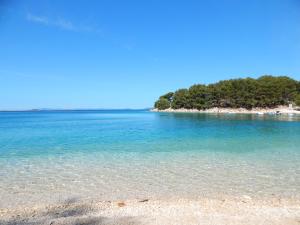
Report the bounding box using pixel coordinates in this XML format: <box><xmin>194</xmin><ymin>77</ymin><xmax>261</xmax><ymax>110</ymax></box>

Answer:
<box><xmin>117</xmin><ymin>202</ymin><xmax>126</xmax><ymax>207</ymax></box>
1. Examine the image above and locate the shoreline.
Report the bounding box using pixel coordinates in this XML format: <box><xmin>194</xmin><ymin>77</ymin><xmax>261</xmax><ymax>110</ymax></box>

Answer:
<box><xmin>151</xmin><ymin>106</ymin><xmax>300</xmax><ymax>114</ymax></box>
<box><xmin>1</xmin><ymin>196</ymin><xmax>300</xmax><ymax>225</ymax></box>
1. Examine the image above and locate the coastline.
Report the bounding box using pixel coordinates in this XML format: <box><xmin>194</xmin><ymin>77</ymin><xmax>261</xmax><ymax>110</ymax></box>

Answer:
<box><xmin>151</xmin><ymin>106</ymin><xmax>300</xmax><ymax>114</ymax></box>
<box><xmin>1</xmin><ymin>196</ymin><xmax>300</xmax><ymax>225</ymax></box>
<box><xmin>1</xmin><ymin>111</ymin><xmax>300</xmax><ymax>225</ymax></box>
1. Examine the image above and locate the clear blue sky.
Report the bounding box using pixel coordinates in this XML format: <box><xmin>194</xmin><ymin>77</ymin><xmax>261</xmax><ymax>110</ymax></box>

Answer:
<box><xmin>1</xmin><ymin>0</ymin><xmax>300</xmax><ymax>110</ymax></box>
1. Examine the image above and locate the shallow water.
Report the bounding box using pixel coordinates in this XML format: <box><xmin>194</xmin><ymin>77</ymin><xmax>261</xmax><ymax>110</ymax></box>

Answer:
<box><xmin>0</xmin><ymin>110</ymin><xmax>300</xmax><ymax>208</ymax></box>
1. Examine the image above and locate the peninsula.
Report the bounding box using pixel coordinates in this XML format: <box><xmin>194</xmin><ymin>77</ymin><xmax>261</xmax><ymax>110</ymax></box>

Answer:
<box><xmin>153</xmin><ymin>76</ymin><xmax>300</xmax><ymax>114</ymax></box>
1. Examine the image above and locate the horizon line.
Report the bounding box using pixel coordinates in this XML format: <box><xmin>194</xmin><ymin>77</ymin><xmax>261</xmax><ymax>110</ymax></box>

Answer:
<box><xmin>0</xmin><ymin>108</ymin><xmax>152</xmax><ymax>112</ymax></box>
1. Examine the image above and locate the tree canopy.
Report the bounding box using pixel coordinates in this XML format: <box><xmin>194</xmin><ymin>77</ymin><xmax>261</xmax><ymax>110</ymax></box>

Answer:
<box><xmin>154</xmin><ymin>97</ymin><xmax>171</xmax><ymax>110</ymax></box>
<box><xmin>154</xmin><ymin>76</ymin><xmax>300</xmax><ymax>110</ymax></box>
<box><xmin>295</xmin><ymin>94</ymin><xmax>300</xmax><ymax>106</ymax></box>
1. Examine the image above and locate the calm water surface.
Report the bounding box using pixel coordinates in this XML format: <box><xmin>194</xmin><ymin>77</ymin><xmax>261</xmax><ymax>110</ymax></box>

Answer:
<box><xmin>0</xmin><ymin>110</ymin><xmax>300</xmax><ymax>208</ymax></box>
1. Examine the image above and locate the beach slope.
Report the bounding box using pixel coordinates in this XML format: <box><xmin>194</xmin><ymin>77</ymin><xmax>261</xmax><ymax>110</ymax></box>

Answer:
<box><xmin>1</xmin><ymin>198</ymin><xmax>300</xmax><ymax>225</ymax></box>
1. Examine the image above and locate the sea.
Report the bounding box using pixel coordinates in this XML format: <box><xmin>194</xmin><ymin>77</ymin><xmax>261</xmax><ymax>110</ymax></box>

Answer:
<box><xmin>0</xmin><ymin>110</ymin><xmax>299</xmax><ymax>208</ymax></box>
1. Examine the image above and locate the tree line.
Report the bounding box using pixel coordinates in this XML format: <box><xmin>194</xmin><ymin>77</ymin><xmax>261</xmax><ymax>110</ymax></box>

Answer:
<box><xmin>154</xmin><ymin>76</ymin><xmax>300</xmax><ymax>110</ymax></box>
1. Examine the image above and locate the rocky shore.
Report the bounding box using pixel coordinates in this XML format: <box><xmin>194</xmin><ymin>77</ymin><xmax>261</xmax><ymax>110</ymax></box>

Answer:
<box><xmin>151</xmin><ymin>106</ymin><xmax>300</xmax><ymax>115</ymax></box>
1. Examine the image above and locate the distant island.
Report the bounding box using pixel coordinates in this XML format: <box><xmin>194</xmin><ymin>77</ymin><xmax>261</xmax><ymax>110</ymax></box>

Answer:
<box><xmin>153</xmin><ymin>76</ymin><xmax>300</xmax><ymax>113</ymax></box>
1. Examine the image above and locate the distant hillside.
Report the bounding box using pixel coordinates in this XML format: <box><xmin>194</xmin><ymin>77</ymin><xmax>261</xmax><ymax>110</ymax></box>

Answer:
<box><xmin>154</xmin><ymin>76</ymin><xmax>300</xmax><ymax>110</ymax></box>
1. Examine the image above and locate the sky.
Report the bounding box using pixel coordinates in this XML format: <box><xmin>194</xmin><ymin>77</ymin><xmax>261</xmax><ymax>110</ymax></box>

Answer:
<box><xmin>0</xmin><ymin>0</ymin><xmax>300</xmax><ymax>110</ymax></box>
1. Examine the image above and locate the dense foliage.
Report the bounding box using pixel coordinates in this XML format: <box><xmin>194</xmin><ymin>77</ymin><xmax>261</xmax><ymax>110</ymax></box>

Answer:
<box><xmin>154</xmin><ymin>97</ymin><xmax>170</xmax><ymax>110</ymax></box>
<box><xmin>154</xmin><ymin>76</ymin><xmax>300</xmax><ymax>110</ymax></box>
<box><xmin>295</xmin><ymin>95</ymin><xmax>300</xmax><ymax>107</ymax></box>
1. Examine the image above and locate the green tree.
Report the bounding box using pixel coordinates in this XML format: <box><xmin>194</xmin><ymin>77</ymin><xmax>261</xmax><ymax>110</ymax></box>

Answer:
<box><xmin>171</xmin><ymin>89</ymin><xmax>190</xmax><ymax>109</ymax></box>
<box><xmin>295</xmin><ymin>94</ymin><xmax>300</xmax><ymax>106</ymax></box>
<box><xmin>188</xmin><ymin>84</ymin><xmax>210</xmax><ymax>109</ymax></box>
<box><xmin>212</xmin><ymin>80</ymin><xmax>235</xmax><ymax>107</ymax></box>
<box><xmin>153</xmin><ymin>75</ymin><xmax>300</xmax><ymax>110</ymax></box>
<box><xmin>230</xmin><ymin>78</ymin><xmax>257</xmax><ymax>109</ymax></box>
<box><xmin>154</xmin><ymin>98</ymin><xmax>170</xmax><ymax>110</ymax></box>
<box><xmin>161</xmin><ymin>92</ymin><xmax>174</xmax><ymax>102</ymax></box>
<box><xmin>256</xmin><ymin>76</ymin><xmax>298</xmax><ymax>107</ymax></box>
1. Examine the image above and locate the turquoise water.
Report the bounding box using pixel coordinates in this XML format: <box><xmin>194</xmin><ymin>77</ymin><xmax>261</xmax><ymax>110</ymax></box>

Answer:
<box><xmin>0</xmin><ymin>110</ymin><xmax>300</xmax><ymax>208</ymax></box>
